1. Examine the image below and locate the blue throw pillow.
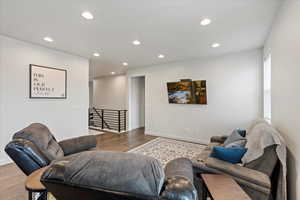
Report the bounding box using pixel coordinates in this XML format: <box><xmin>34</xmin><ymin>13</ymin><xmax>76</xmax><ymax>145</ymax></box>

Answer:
<box><xmin>209</xmin><ymin>146</ymin><xmax>247</xmax><ymax>164</ymax></box>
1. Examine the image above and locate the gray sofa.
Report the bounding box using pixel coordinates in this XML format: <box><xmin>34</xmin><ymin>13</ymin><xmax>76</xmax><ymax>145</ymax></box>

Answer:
<box><xmin>194</xmin><ymin>120</ymin><xmax>286</xmax><ymax>200</ymax></box>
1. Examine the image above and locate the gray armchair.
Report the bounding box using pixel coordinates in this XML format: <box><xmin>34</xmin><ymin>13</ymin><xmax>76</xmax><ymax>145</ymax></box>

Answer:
<box><xmin>5</xmin><ymin>123</ymin><xmax>97</xmax><ymax>176</ymax></box>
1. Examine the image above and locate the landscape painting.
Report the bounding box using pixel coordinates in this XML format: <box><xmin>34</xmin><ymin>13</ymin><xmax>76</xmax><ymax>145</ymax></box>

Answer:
<box><xmin>167</xmin><ymin>80</ymin><xmax>207</xmax><ymax>104</ymax></box>
<box><xmin>167</xmin><ymin>81</ymin><xmax>193</xmax><ymax>104</ymax></box>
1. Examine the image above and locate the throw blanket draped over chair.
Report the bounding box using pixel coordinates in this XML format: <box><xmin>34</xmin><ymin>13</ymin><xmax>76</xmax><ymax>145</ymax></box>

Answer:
<box><xmin>243</xmin><ymin>120</ymin><xmax>287</xmax><ymax>200</ymax></box>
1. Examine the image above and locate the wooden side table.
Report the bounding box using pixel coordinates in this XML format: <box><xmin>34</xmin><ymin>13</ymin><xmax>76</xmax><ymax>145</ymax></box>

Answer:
<box><xmin>25</xmin><ymin>167</ymin><xmax>48</xmax><ymax>200</ymax></box>
<box><xmin>201</xmin><ymin>174</ymin><xmax>251</xmax><ymax>200</ymax></box>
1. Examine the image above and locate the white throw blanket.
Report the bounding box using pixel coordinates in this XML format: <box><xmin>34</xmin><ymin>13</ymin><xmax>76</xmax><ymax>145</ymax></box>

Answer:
<box><xmin>242</xmin><ymin>120</ymin><xmax>287</xmax><ymax>200</ymax></box>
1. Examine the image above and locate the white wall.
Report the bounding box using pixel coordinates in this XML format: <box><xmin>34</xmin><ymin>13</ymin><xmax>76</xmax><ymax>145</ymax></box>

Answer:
<box><xmin>264</xmin><ymin>1</ymin><xmax>300</xmax><ymax>199</ymax></box>
<box><xmin>127</xmin><ymin>49</ymin><xmax>263</xmax><ymax>143</ymax></box>
<box><xmin>93</xmin><ymin>75</ymin><xmax>127</xmax><ymax>110</ymax></box>
<box><xmin>0</xmin><ymin>35</ymin><xmax>89</xmax><ymax>165</ymax></box>
<box><xmin>129</xmin><ymin>76</ymin><xmax>145</xmax><ymax>130</ymax></box>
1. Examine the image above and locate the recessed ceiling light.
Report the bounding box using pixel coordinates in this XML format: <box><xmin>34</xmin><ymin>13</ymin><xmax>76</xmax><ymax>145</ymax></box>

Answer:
<box><xmin>93</xmin><ymin>52</ymin><xmax>100</xmax><ymax>57</ymax></box>
<box><xmin>43</xmin><ymin>37</ymin><xmax>53</xmax><ymax>42</ymax></box>
<box><xmin>111</xmin><ymin>72</ymin><xmax>116</xmax><ymax>75</ymax></box>
<box><xmin>211</xmin><ymin>43</ymin><xmax>220</xmax><ymax>48</ymax></box>
<box><xmin>158</xmin><ymin>54</ymin><xmax>165</xmax><ymax>58</ymax></box>
<box><xmin>200</xmin><ymin>18</ymin><xmax>211</xmax><ymax>26</ymax></box>
<box><xmin>123</xmin><ymin>62</ymin><xmax>128</xmax><ymax>66</ymax></box>
<box><xmin>132</xmin><ymin>40</ymin><xmax>141</xmax><ymax>45</ymax></box>
<box><xmin>81</xmin><ymin>11</ymin><xmax>94</xmax><ymax>20</ymax></box>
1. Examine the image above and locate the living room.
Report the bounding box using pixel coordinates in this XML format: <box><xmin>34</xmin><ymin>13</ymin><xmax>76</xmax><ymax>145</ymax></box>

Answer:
<box><xmin>0</xmin><ymin>0</ymin><xmax>299</xmax><ymax>200</ymax></box>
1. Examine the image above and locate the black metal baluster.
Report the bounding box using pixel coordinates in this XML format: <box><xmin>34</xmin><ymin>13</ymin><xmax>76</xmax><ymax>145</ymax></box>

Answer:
<box><xmin>89</xmin><ymin>108</ymin><xmax>127</xmax><ymax>132</ymax></box>
<box><xmin>118</xmin><ymin>110</ymin><xmax>121</xmax><ymax>132</ymax></box>
<box><xmin>101</xmin><ymin>109</ymin><xmax>104</xmax><ymax>129</ymax></box>
<box><xmin>124</xmin><ymin>111</ymin><xmax>126</xmax><ymax>132</ymax></box>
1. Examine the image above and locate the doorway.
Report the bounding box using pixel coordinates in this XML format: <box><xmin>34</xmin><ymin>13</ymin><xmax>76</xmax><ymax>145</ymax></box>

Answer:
<box><xmin>129</xmin><ymin>76</ymin><xmax>145</xmax><ymax>130</ymax></box>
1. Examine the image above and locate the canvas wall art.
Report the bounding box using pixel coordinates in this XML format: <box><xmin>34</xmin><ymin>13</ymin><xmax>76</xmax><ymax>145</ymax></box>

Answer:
<box><xmin>167</xmin><ymin>80</ymin><xmax>207</xmax><ymax>104</ymax></box>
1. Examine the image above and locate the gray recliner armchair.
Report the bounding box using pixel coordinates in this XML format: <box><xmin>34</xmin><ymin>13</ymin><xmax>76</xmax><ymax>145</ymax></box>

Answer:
<box><xmin>5</xmin><ymin>123</ymin><xmax>97</xmax><ymax>176</ymax></box>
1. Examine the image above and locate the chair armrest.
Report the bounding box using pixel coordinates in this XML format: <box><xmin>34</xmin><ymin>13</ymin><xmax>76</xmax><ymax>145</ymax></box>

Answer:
<box><xmin>165</xmin><ymin>158</ymin><xmax>194</xmax><ymax>182</ymax></box>
<box><xmin>58</xmin><ymin>135</ymin><xmax>97</xmax><ymax>156</ymax></box>
<box><xmin>161</xmin><ymin>158</ymin><xmax>197</xmax><ymax>200</ymax></box>
<box><xmin>205</xmin><ymin>157</ymin><xmax>270</xmax><ymax>189</ymax></box>
<box><xmin>161</xmin><ymin>176</ymin><xmax>198</xmax><ymax>200</ymax></box>
<box><xmin>210</xmin><ymin>136</ymin><xmax>228</xmax><ymax>144</ymax></box>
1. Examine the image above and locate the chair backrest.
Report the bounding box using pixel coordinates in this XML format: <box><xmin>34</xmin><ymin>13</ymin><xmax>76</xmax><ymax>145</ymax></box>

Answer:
<box><xmin>5</xmin><ymin>123</ymin><xmax>64</xmax><ymax>175</ymax></box>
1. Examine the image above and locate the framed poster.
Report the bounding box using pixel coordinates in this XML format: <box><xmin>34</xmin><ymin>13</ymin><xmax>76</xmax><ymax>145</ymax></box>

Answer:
<box><xmin>29</xmin><ymin>64</ymin><xmax>67</xmax><ymax>99</ymax></box>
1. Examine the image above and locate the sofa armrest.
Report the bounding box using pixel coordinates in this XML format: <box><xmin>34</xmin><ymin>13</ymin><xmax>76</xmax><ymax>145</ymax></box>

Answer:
<box><xmin>161</xmin><ymin>158</ymin><xmax>197</xmax><ymax>200</ymax></box>
<box><xmin>210</xmin><ymin>136</ymin><xmax>228</xmax><ymax>144</ymax></box>
<box><xmin>205</xmin><ymin>157</ymin><xmax>270</xmax><ymax>189</ymax></box>
<box><xmin>58</xmin><ymin>135</ymin><xmax>97</xmax><ymax>156</ymax></box>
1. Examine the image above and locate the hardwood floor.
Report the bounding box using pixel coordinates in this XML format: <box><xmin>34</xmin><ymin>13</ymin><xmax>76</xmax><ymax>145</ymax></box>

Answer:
<box><xmin>0</xmin><ymin>163</ymin><xmax>27</xmax><ymax>200</ymax></box>
<box><xmin>0</xmin><ymin>127</ymin><xmax>156</xmax><ymax>200</ymax></box>
<box><xmin>95</xmin><ymin>128</ymin><xmax>156</xmax><ymax>152</ymax></box>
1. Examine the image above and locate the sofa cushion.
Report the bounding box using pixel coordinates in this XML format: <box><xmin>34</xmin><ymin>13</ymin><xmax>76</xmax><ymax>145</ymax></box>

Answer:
<box><xmin>210</xmin><ymin>146</ymin><xmax>247</xmax><ymax>164</ymax></box>
<box><xmin>205</xmin><ymin>157</ymin><xmax>271</xmax><ymax>190</ymax></box>
<box><xmin>196</xmin><ymin>148</ymin><xmax>212</xmax><ymax>164</ymax></box>
<box><xmin>223</xmin><ymin>130</ymin><xmax>246</xmax><ymax>147</ymax></box>
<box><xmin>13</xmin><ymin>123</ymin><xmax>64</xmax><ymax>161</ymax></box>
<box><xmin>41</xmin><ymin>151</ymin><xmax>165</xmax><ymax>198</ymax></box>
<box><xmin>210</xmin><ymin>136</ymin><xmax>228</xmax><ymax>144</ymax></box>
<box><xmin>225</xmin><ymin>140</ymin><xmax>247</xmax><ymax>148</ymax></box>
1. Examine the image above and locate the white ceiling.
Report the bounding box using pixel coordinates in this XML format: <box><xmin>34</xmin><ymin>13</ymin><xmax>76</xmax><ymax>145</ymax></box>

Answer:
<box><xmin>0</xmin><ymin>0</ymin><xmax>282</xmax><ymax>78</ymax></box>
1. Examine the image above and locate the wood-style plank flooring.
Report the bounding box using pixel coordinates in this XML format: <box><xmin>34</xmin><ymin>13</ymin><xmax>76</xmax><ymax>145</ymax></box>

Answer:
<box><xmin>0</xmin><ymin>127</ymin><xmax>156</xmax><ymax>200</ymax></box>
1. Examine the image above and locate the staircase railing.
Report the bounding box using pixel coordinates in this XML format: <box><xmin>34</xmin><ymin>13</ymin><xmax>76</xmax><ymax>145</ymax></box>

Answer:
<box><xmin>89</xmin><ymin>107</ymin><xmax>127</xmax><ymax>133</ymax></box>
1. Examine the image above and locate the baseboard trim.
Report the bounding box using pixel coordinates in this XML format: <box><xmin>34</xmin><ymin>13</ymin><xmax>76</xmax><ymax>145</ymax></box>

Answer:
<box><xmin>89</xmin><ymin>126</ymin><xmax>125</xmax><ymax>134</ymax></box>
<box><xmin>145</xmin><ymin>131</ymin><xmax>208</xmax><ymax>145</ymax></box>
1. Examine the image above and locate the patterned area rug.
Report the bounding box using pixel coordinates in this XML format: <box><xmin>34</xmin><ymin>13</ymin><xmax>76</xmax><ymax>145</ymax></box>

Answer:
<box><xmin>129</xmin><ymin>137</ymin><xmax>207</xmax><ymax>167</ymax></box>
